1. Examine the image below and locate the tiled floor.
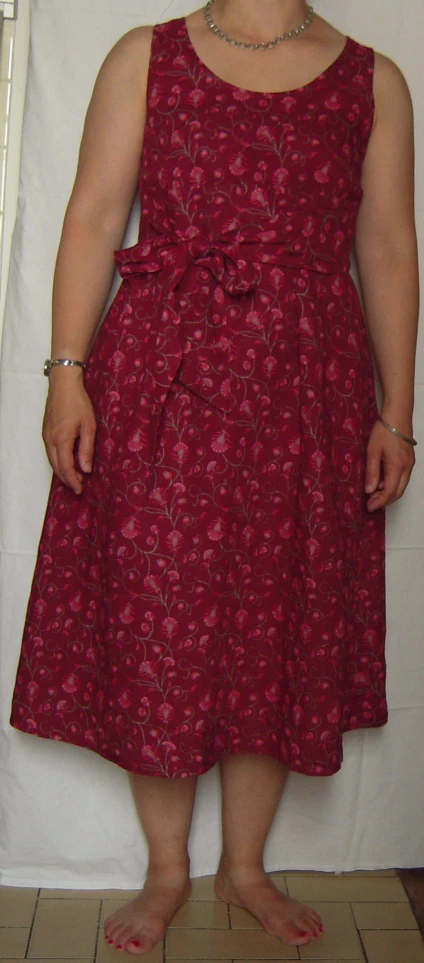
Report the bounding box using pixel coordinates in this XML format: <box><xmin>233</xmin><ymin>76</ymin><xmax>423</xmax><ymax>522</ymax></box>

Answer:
<box><xmin>1</xmin><ymin>870</ymin><xmax>423</xmax><ymax>963</ymax></box>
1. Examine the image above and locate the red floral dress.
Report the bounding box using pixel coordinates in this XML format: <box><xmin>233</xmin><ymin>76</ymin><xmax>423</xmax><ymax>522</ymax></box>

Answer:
<box><xmin>9</xmin><ymin>17</ymin><xmax>388</xmax><ymax>778</ymax></box>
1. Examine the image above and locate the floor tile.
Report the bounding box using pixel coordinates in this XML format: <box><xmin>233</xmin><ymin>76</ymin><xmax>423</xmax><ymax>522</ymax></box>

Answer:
<box><xmin>170</xmin><ymin>899</ymin><xmax>229</xmax><ymax>928</ymax></box>
<box><xmin>0</xmin><ymin>889</ymin><xmax>38</xmax><ymax>926</ymax></box>
<box><xmin>352</xmin><ymin>900</ymin><xmax>419</xmax><ymax>929</ymax></box>
<box><xmin>230</xmin><ymin>904</ymin><xmax>263</xmax><ymax>928</ymax></box>
<box><xmin>97</xmin><ymin>937</ymin><xmax>162</xmax><ymax>963</ymax></box>
<box><xmin>286</xmin><ymin>875</ymin><xmax>408</xmax><ymax>903</ymax></box>
<box><xmin>361</xmin><ymin>929</ymin><xmax>424</xmax><ymax>963</ymax></box>
<box><xmin>0</xmin><ymin>928</ymin><xmax>29</xmax><ymax>959</ymax></box>
<box><xmin>39</xmin><ymin>889</ymin><xmax>139</xmax><ymax>899</ymax></box>
<box><xmin>100</xmin><ymin>900</ymin><xmax>133</xmax><ymax>926</ymax></box>
<box><xmin>189</xmin><ymin>876</ymin><xmax>219</xmax><ymax>901</ymax></box>
<box><xmin>297</xmin><ymin>902</ymin><xmax>364</xmax><ymax>960</ymax></box>
<box><xmin>167</xmin><ymin>926</ymin><xmax>298</xmax><ymax>958</ymax></box>
<box><xmin>168</xmin><ymin>960</ymin><xmax>232</xmax><ymax>963</ymax></box>
<box><xmin>27</xmin><ymin>898</ymin><xmax>100</xmax><ymax>958</ymax></box>
<box><xmin>101</xmin><ymin>895</ymin><xmax>221</xmax><ymax>929</ymax></box>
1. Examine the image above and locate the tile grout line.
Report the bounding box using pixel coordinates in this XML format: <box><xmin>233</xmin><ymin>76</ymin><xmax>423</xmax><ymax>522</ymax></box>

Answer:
<box><xmin>94</xmin><ymin>897</ymin><xmax>103</xmax><ymax>963</ymax></box>
<box><xmin>24</xmin><ymin>887</ymin><xmax>40</xmax><ymax>958</ymax></box>
<box><xmin>350</xmin><ymin>900</ymin><xmax>371</xmax><ymax>963</ymax></box>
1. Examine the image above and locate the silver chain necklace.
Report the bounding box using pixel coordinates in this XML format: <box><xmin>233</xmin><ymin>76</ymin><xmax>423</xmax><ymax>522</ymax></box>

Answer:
<box><xmin>203</xmin><ymin>0</ymin><xmax>315</xmax><ymax>50</ymax></box>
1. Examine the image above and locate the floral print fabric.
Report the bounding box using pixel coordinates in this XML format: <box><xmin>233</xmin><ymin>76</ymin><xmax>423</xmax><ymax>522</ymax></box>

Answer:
<box><xmin>9</xmin><ymin>17</ymin><xmax>388</xmax><ymax>777</ymax></box>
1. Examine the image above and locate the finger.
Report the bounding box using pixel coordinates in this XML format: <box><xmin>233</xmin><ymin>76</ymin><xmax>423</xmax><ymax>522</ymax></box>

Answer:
<box><xmin>367</xmin><ymin>462</ymin><xmax>403</xmax><ymax>509</ymax></box>
<box><xmin>364</xmin><ymin>448</ymin><xmax>383</xmax><ymax>493</ymax></box>
<box><xmin>56</xmin><ymin>439</ymin><xmax>84</xmax><ymax>492</ymax></box>
<box><xmin>393</xmin><ymin>468</ymin><xmax>413</xmax><ymax>501</ymax></box>
<box><xmin>78</xmin><ymin>421</ymin><xmax>97</xmax><ymax>473</ymax></box>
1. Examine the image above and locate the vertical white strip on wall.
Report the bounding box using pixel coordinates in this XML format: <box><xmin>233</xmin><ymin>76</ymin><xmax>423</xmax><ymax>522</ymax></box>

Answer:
<box><xmin>0</xmin><ymin>0</ymin><xmax>29</xmax><ymax>342</ymax></box>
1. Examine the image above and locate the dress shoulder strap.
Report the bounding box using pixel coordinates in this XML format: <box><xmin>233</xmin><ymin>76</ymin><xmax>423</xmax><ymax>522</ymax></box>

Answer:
<box><xmin>144</xmin><ymin>17</ymin><xmax>186</xmax><ymax>106</ymax></box>
<box><xmin>342</xmin><ymin>37</ymin><xmax>376</xmax><ymax>151</ymax></box>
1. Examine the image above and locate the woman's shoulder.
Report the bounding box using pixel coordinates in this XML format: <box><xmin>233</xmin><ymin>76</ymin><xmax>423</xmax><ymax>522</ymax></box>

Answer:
<box><xmin>372</xmin><ymin>49</ymin><xmax>410</xmax><ymax>88</ymax></box>
<box><xmin>371</xmin><ymin>49</ymin><xmax>413</xmax><ymax>122</ymax></box>
<box><xmin>109</xmin><ymin>24</ymin><xmax>156</xmax><ymax>59</ymax></box>
<box><xmin>93</xmin><ymin>24</ymin><xmax>156</xmax><ymax>95</ymax></box>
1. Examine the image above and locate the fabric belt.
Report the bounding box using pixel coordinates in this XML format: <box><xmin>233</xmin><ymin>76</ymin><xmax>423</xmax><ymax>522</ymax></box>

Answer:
<box><xmin>113</xmin><ymin>232</ymin><xmax>351</xmax><ymax>457</ymax></box>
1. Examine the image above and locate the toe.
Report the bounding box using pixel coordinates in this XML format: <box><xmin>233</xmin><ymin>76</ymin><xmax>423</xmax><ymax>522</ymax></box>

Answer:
<box><xmin>284</xmin><ymin>922</ymin><xmax>312</xmax><ymax>945</ymax></box>
<box><xmin>308</xmin><ymin>910</ymin><xmax>322</xmax><ymax>926</ymax></box>
<box><xmin>305</xmin><ymin>910</ymin><xmax>323</xmax><ymax>936</ymax></box>
<box><xmin>125</xmin><ymin>937</ymin><xmax>152</xmax><ymax>955</ymax></box>
<box><xmin>109</xmin><ymin>926</ymin><xmax>128</xmax><ymax>946</ymax></box>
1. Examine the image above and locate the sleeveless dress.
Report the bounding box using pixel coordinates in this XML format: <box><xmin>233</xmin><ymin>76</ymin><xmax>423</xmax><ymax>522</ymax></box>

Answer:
<box><xmin>9</xmin><ymin>17</ymin><xmax>388</xmax><ymax>778</ymax></box>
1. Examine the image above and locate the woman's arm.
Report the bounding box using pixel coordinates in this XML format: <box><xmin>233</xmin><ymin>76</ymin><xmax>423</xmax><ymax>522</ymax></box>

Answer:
<box><xmin>50</xmin><ymin>24</ymin><xmax>153</xmax><ymax>373</ymax></box>
<box><xmin>354</xmin><ymin>51</ymin><xmax>419</xmax><ymax>424</ymax></box>
<box><xmin>43</xmin><ymin>25</ymin><xmax>153</xmax><ymax>495</ymax></box>
<box><xmin>353</xmin><ymin>51</ymin><xmax>419</xmax><ymax>511</ymax></box>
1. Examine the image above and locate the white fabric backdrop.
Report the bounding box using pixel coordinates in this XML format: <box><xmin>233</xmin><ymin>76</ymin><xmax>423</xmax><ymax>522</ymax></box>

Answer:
<box><xmin>1</xmin><ymin>0</ymin><xmax>424</xmax><ymax>888</ymax></box>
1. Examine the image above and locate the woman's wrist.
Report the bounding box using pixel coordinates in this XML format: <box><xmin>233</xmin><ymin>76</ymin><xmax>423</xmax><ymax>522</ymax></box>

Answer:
<box><xmin>379</xmin><ymin>403</ymin><xmax>414</xmax><ymax>435</ymax></box>
<box><xmin>47</xmin><ymin>363</ymin><xmax>85</xmax><ymax>385</ymax></box>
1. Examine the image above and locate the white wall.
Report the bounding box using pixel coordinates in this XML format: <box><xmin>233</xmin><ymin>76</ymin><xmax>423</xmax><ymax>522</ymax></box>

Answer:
<box><xmin>0</xmin><ymin>0</ymin><xmax>423</xmax><ymax>888</ymax></box>
<box><xmin>0</xmin><ymin>0</ymin><xmax>30</xmax><ymax>337</ymax></box>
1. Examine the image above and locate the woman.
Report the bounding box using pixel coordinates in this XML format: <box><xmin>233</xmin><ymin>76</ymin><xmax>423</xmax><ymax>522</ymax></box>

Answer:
<box><xmin>9</xmin><ymin>0</ymin><xmax>418</xmax><ymax>954</ymax></box>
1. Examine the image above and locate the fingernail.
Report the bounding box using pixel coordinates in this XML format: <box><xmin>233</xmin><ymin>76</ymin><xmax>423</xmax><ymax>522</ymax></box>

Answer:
<box><xmin>83</xmin><ymin>463</ymin><xmax>91</xmax><ymax>472</ymax></box>
<box><xmin>365</xmin><ymin>484</ymin><xmax>374</xmax><ymax>492</ymax></box>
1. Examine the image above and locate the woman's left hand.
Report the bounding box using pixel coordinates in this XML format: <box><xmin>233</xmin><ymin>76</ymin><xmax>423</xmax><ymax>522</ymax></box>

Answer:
<box><xmin>365</xmin><ymin>412</ymin><xmax>416</xmax><ymax>512</ymax></box>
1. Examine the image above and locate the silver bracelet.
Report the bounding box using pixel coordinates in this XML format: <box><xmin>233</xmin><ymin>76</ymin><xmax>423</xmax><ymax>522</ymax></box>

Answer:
<box><xmin>43</xmin><ymin>358</ymin><xmax>86</xmax><ymax>376</ymax></box>
<box><xmin>377</xmin><ymin>415</ymin><xmax>417</xmax><ymax>446</ymax></box>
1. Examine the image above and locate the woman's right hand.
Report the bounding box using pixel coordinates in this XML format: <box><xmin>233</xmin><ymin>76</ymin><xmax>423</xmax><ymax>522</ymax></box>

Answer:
<box><xmin>42</xmin><ymin>368</ymin><xmax>97</xmax><ymax>496</ymax></box>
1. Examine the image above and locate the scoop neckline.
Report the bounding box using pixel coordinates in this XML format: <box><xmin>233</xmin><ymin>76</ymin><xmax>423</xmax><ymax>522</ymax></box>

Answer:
<box><xmin>181</xmin><ymin>17</ymin><xmax>350</xmax><ymax>97</ymax></box>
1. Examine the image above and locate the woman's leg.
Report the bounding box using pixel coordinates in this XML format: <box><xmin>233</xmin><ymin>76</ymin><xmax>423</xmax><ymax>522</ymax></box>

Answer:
<box><xmin>214</xmin><ymin>753</ymin><xmax>324</xmax><ymax>946</ymax></box>
<box><xmin>104</xmin><ymin>771</ymin><xmax>198</xmax><ymax>955</ymax></box>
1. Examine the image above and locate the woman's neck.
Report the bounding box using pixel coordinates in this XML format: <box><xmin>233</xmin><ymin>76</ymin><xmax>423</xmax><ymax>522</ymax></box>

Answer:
<box><xmin>205</xmin><ymin>0</ymin><xmax>311</xmax><ymax>43</ymax></box>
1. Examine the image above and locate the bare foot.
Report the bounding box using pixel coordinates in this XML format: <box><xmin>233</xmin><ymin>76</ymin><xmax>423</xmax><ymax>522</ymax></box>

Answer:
<box><xmin>103</xmin><ymin>866</ymin><xmax>192</xmax><ymax>955</ymax></box>
<box><xmin>214</xmin><ymin>858</ymin><xmax>323</xmax><ymax>946</ymax></box>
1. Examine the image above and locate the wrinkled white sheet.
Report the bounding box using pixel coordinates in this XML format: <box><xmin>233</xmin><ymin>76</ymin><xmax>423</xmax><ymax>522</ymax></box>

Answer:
<box><xmin>1</xmin><ymin>0</ymin><xmax>424</xmax><ymax>888</ymax></box>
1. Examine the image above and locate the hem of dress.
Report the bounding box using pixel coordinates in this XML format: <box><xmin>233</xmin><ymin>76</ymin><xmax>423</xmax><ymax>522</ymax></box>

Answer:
<box><xmin>9</xmin><ymin>714</ymin><xmax>389</xmax><ymax>779</ymax></box>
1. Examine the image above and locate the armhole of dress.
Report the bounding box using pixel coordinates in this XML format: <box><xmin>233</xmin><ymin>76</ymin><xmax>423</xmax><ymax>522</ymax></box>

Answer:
<box><xmin>136</xmin><ymin>24</ymin><xmax>158</xmax><ymax>188</ymax></box>
<box><xmin>360</xmin><ymin>45</ymin><xmax>376</xmax><ymax>156</ymax></box>
<box><xmin>144</xmin><ymin>22</ymin><xmax>159</xmax><ymax>110</ymax></box>
<box><xmin>369</xmin><ymin>47</ymin><xmax>376</xmax><ymax>139</ymax></box>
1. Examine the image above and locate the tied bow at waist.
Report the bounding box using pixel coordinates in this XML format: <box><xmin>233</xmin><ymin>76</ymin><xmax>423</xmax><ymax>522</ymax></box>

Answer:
<box><xmin>114</xmin><ymin>232</ymin><xmax>350</xmax><ymax>293</ymax></box>
<box><xmin>112</xmin><ymin>233</ymin><xmax>350</xmax><ymax>457</ymax></box>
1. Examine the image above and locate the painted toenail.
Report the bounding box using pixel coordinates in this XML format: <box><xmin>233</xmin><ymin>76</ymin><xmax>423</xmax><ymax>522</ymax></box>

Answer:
<box><xmin>299</xmin><ymin>930</ymin><xmax>308</xmax><ymax>936</ymax></box>
<box><xmin>131</xmin><ymin>941</ymin><xmax>141</xmax><ymax>947</ymax></box>
<box><xmin>116</xmin><ymin>944</ymin><xmax>123</xmax><ymax>949</ymax></box>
